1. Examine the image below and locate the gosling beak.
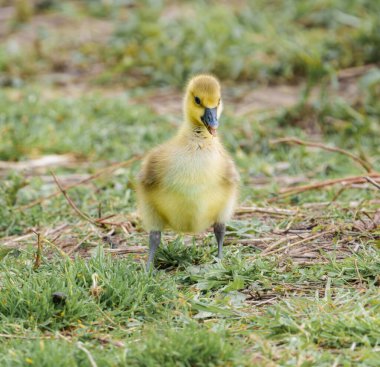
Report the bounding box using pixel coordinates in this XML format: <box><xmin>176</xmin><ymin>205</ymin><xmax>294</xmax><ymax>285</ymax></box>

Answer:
<box><xmin>201</xmin><ymin>107</ymin><xmax>218</xmax><ymax>136</ymax></box>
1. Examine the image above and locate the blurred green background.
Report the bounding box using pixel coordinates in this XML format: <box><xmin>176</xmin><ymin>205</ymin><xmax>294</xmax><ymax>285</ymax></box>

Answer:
<box><xmin>1</xmin><ymin>0</ymin><xmax>379</xmax><ymax>214</ymax></box>
<box><xmin>1</xmin><ymin>0</ymin><xmax>380</xmax><ymax>87</ymax></box>
<box><xmin>0</xmin><ymin>0</ymin><xmax>379</xmax><ymax>162</ymax></box>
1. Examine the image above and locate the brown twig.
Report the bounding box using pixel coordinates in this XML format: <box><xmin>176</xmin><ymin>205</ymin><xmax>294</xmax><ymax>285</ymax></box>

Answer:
<box><xmin>50</xmin><ymin>176</ymin><xmax>131</xmax><ymax>230</ymax></box>
<box><xmin>1</xmin><ymin>224</ymin><xmax>69</xmax><ymax>249</ymax></box>
<box><xmin>365</xmin><ymin>176</ymin><xmax>380</xmax><ymax>190</ymax></box>
<box><xmin>261</xmin><ymin>230</ymin><xmax>334</xmax><ymax>257</ymax></box>
<box><xmin>15</xmin><ymin>155</ymin><xmax>142</xmax><ymax>211</ymax></box>
<box><xmin>270</xmin><ymin>137</ymin><xmax>373</xmax><ymax>173</ymax></box>
<box><xmin>261</xmin><ymin>236</ymin><xmax>304</xmax><ymax>255</ymax></box>
<box><xmin>104</xmin><ymin>246</ymin><xmax>146</xmax><ymax>254</ymax></box>
<box><xmin>235</xmin><ymin>206</ymin><xmax>298</xmax><ymax>216</ymax></box>
<box><xmin>269</xmin><ymin>173</ymin><xmax>380</xmax><ymax>201</ymax></box>
<box><xmin>281</xmin><ymin>174</ymin><xmax>380</xmax><ymax>194</ymax></box>
<box><xmin>51</xmin><ymin>171</ymin><xmax>99</xmax><ymax>226</ymax></box>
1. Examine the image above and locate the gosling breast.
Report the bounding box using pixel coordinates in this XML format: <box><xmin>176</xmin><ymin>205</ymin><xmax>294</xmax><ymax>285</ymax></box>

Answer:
<box><xmin>137</xmin><ymin>135</ymin><xmax>238</xmax><ymax>234</ymax></box>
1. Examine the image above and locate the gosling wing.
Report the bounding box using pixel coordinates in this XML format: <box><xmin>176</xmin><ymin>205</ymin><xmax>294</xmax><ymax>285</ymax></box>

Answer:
<box><xmin>138</xmin><ymin>148</ymin><xmax>166</xmax><ymax>189</ymax></box>
<box><xmin>221</xmin><ymin>152</ymin><xmax>240</xmax><ymax>185</ymax></box>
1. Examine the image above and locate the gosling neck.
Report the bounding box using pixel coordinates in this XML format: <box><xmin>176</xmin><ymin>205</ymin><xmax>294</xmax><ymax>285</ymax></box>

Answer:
<box><xmin>180</xmin><ymin>119</ymin><xmax>217</xmax><ymax>141</ymax></box>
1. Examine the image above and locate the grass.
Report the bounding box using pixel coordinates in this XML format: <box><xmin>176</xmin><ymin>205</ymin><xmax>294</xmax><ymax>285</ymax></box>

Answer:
<box><xmin>0</xmin><ymin>0</ymin><xmax>379</xmax><ymax>365</ymax></box>
<box><xmin>0</xmin><ymin>247</ymin><xmax>379</xmax><ymax>366</ymax></box>
<box><xmin>0</xmin><ymin>250</ymin><xmax>179</xmax><ymax>328</ymax></box>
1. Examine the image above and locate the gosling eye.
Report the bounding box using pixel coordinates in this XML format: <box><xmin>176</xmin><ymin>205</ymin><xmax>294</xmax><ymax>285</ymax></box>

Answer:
<box><xmin>194</xmin><ymin>96</ymin><xmax>201</xmax><ymax>105</ymax></box>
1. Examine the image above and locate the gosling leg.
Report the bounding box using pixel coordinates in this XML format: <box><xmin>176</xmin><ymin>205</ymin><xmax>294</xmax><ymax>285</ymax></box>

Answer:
<box><xmin>213</xmin><ymin>223</ymin><xmax>225</xmax><ymax>259</ymax></box>
<box><xmin>146</xmin><ymin>230</ymin><xmax>161</xmax><ymax>270</ymax></box>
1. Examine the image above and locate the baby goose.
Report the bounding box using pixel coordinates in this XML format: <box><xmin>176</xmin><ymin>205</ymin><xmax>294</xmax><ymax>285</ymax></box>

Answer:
<box><xmin>137</xmin><ymin>74</ymin><xmax>239</xmax><ymax>269</ymax></box>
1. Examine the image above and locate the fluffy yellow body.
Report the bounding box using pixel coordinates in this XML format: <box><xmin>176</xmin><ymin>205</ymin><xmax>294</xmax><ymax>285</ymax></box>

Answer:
<box><xmin>137</xmin><ymin>131</ymin><xmax>238</xmax><ymax>233</ymax></box>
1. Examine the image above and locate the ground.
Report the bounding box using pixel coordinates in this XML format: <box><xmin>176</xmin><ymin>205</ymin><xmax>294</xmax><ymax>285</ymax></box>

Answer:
<box><xmin>0</xmin><ymin>1</ymin><xmax>379</xmax><ymax>366</ymax></box>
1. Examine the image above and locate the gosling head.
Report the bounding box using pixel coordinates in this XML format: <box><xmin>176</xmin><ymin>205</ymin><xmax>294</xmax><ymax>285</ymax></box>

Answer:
<box><xmin>184</xmin><ymin>74</ymin><xmax>223</xmax><ymax>137</ymax></box>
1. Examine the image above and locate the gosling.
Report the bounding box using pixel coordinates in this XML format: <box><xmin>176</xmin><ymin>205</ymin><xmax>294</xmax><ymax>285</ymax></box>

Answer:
<box><xmin>137</xmin><ymin>74</ymin><xmax>239</xmax><ymax>269</ymax></box>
